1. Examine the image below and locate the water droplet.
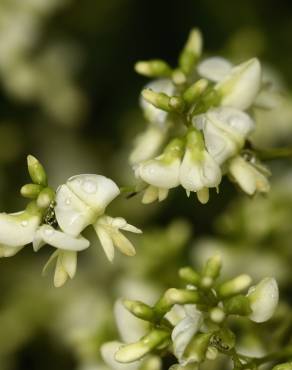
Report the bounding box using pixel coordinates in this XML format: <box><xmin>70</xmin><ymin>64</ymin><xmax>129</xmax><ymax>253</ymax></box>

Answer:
<box><xmin>65</xmin><ymin>198</ymin><xmax>71</xmax><ymax>205</ymax></box>
<box><xmin>21</xmin><ymin>220</ymin><xmax>28</xmax><ymax>227</ymax></box>
<box><xmin>82</xmin><ymin>179</ymin><xmax>97</xmax><ymax>194</ymax></box>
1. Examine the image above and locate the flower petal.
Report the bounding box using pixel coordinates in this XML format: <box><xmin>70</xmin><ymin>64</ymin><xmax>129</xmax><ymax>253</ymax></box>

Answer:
<box><xmin>0</xmin><ymin>245</ymin><xmax>24</xmax><ymax>257</ymax></box>
<box><xmin>197</xmin><ymin>57</ymin><xmax>233</xmax><ymax>82</ymax></box>
<box><xmin>101</xmin><ymin>341</ymin><xmax>140</xmax><ymax>370</ymax></box>
<box><xmin>142</xmin><ymin>185</ymin><xmax>159</xmax><ymax>204</ymax></box>
<box><xmin>111</xmin><ymin>231</ymin><xmax>136</xmax><ymax>257</ymax></box>
<box><xmin>0</xmin><ymin>211</ymin><xmax>40</xmax><ymax>247</ymax></box>
<box><xmin>94</xmin><ymin>224</ymin><xmax>115</xmax><ymax>262</ymax></box>
<box><xmin>54</xmin><ymin>253</ymin><xmax>69</xmax><ymax>288</ymax></box>
<box><xmin>36</xmin><ymin>225</ymin><xmax>90</xmax><ymax>251</ymax></box>
<box><xmin>60</xmin><ymin>250</ymin><xmax>77</xmax><ymax>279</ymax></box>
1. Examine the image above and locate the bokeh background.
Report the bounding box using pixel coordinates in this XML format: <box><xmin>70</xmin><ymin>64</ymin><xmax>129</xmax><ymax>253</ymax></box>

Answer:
<box><xmin>0</xmin><ymin>0</ymin><xmax>292</xmax><ymax>369</ymax></box>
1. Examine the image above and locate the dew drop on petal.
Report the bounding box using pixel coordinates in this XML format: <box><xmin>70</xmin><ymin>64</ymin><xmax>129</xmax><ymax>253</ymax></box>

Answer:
<box><xmin>21</xmin><ymin>220</ymin><xmax>28</xmax><ymax>227</ymax></box>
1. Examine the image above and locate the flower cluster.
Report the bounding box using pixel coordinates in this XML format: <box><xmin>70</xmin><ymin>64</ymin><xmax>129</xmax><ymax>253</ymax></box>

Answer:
<box><xmin>130</xmin><ymin>29</ymin><xmax>271</xmax><ymax>204</ymax></box>
<box><xmin>101</xmin><ymin>255</ymin><xmax>279</xmax><ymax>370</ymax></box>
<box><xmin>0</xmin><ymin>155</ymin><xmax>141</xmax><ymax>287</ymax></box>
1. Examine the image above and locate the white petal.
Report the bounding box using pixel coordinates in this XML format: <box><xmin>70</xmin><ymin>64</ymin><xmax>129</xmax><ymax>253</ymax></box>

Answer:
<box><xmin>180</xmin><ymin>149</ymin><xmax>221</xmax><ymax>192</ymax></box>
<box><xmin>140</xmin><ymin>79</ymin><xmax>174</xmax><ymax>125</ymax></box>
<box><xmin>247</xmin><ymin>278</ymin><xmax>279</xmax><ymax>323</ymax></box>
<box><xmin>55</xmin><ymin>184</ymin><xmax>95</xmax><ymax>237</ymax></box>
<box><xmin>197</xmin><ymin>57</ymin><xmax>233</xmax><ymax>82</ymax></box>
<box><xmin>137</xmin><ymin>158</ymin><xmax>180</xmax><ymax>189</ymax></box>
<box><xmin>172</xmin><ymin>310</ymin><xmax>203</xmax><ymax>362</ymax></box>
<box><xmin>42</xmin><ymin>250</ymin><xmax>59</xmax><ymax>275</ymax></box>
<box><xmin>111</xmin><ymin>231</ymin><xmax>136</xmax><ymax>257</ymax></box>
<box><xmin>158</xmin><ymin>188</ymin><xmax>169</xmax><ymax>202</ymax></box>
<box><xmin>67</xmin><ymin>174</ymin><xmax>120</xmax><ymax>213</ymax></box>
<box><xmin>142</xmin><ymin>185</ymin><xmax>159</xmax><ymax>204</ymax></box>
<box><xmin>229</xmin><ymin>156</ymin><xmax>270</xmax><ymax>195</ymax></box>
<box><xmin>36</xmin><ymin>225</ymin><xmax>90</xmax><ymax>251</ymax></box>
<box><xmin>60</xmin><ymin>250</ymin><xmax>77</xmax><ymax>279</ymax></box>
<box><xmin>0</xmin><ymin>245</ymin><xmax>24</xmax><ymax>257</ymax></box>
<box><xmin>0</xmin><ymin>211</ymin><xmax>40</xmax><ymax>247</ymax></box>
<box><xmin>130</xmin><ymin>125</ymin><xmax>166</xmax><ymax>165</ymax></box>
<box><xmin>197</xmin><ymin>188</ymin><xmax>209</xmax><ymax>204</ymax></box>
<box><xmin>114</xmin><ymin>299</ymin><xmax>147</xmax><ymax>343</ymax></box>
<box><xmin>94</xmin><ymin>224</ymin><xmax>115</xmax><ymax>261</ymax></box>
<box><xmin>54</xmin><ymin>253</ymin><xmax>69</xmax><ymax>288</ymax></box>
<box><xmin>215</xmin><ymin>58</ymin><xmax>261</xmax><ymax>110</ymax></box>
<box><xmin>101</xmin><ymin>341</ymin><xmax>140</xmax><ymax>370</ymax></box>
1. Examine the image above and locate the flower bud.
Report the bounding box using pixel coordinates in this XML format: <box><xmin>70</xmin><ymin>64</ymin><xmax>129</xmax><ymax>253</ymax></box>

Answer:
<box><xmin>179</xmin><ymin>28</ymin><xmax>202</xmax><ymax>75</ymax></box>
<box><xmin>209</xmin><ymin>307</ymin><xmax>225</xmax><ymax>323</ymax></box>
<box><xmin>247</xmin><ymin>277</ymin><xmax>279</xmax><ymax>323</ymax></box>
<box><xmin>142</xmin><ymin>90</ymin><xmax>184</xmax><ymax>113</ymax></box>
<box><xmin>215</xmin><ymin>58</ymin><xmax>261</xmax><ymax>110</ymax></box>
<box><xmin>20</xmin><ymin>183</ymin><xmax>43</xmax><ymax>199</ymax></box>
<box><xmin>183</xmin><ymin>79</ymin><xmax>209</xmax><ymax>105</ymax></box>
<box><xmin>101</xmin><ymin>341</ymin><xmax>140</xmax><ymax>370</ymax></box>
<box><xmin>183</xmin><ymin>333</ymin><xmax>212</xmax><ymax>364</ymax></box>
<box><xmin>273</xmin><ymin>363</ymin><xmax>292</xmax><ymax>370</ymax></box>
<box><xmin>179</xmin><ymin>267</ymin><xmax>201</xmax><ymax>285</ymax></box>
<box><xmin>115</xmin><ymin>329</ymin><xmax>169</xmax><ymax>363</ymax></box>
<box><xmin>202</xmin><ymin>255</ymin><xmax>222</xmax><ymax>280</ymax></box>
<box><xmin>27</xmin><ymin>155</ymin><xmax>47</xmax><ymax>186</ymax></box>
<box><xmin>228</xmin><ymin>156</ymin><xmax>270</xmax><ymax>196</ymax></box>
<box><xmin>218</xmin><ymin>274</ymin><xmax>252</xmax><ymax>297</ymax></box>
<box><xmin>135</xmin><ymin>59</ymin><xmax>172</xmax><ymax>78</ymax></box>
<box><xmin>123</xmin><ymin>299</ymin><xmax>155</xmax><ymax>321</ymax></box>
<box><xmin>36</xmin><ymin>187</ymin><xmax>55</xmax><ymax>209</ymax></box>
<box><xmin>223</xmin><ymin>295</ymin><xmax>252</xmax><ymax>316</ymax></box>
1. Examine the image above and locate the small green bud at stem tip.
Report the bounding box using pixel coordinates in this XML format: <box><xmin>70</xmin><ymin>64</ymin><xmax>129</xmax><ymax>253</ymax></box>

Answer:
<box><xmin>123</xmin><ymin>299</ymin><xmax>155</xmax><ymax>321</ymax></box>
<box><xmin>27</xmin><ymin>155</ymin><xmax>48</xmax><ymax>186</ymax></box>
<box><xmin>36</xmin><ymin>187</ymin><xmax>55</xmax><ymax>209</ymax></box>
<box><xmin>179</xmin><ymin>266</ymin><xmax>201</xmax><ymax>285</ymax></box>
<box><xmin>135</xmin><ymin>60</ymin><xmax>172</xmax><ymax>77</ymax></box>
<box><xmin>20</xmin><ymin>183</ymin><xmax>43</xmax><ymax>199</ymax></box>
<box><xmin>218</xmin><ymin>274</ymin><xmax>252</xmax><ymax>297</ymax></box>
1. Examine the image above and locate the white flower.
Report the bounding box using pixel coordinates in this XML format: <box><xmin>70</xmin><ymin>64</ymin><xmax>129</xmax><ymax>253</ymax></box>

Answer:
<box><xmin>171</xmin><ymin>305</ymin><xmax>203</xmax><ymax>364</ymax></box>
<box><xmin>194</xmin><ymin>107</ymin><xmax>255</xmax><ymax>165</ymax></box>
<box><xmin>247</xmin><ymin>277</ymin><xmax>279</xmax><ymax>323</ymax></box>
<box><xmin>55</xmin><ymin>174</ymin><xmax>120</xmax><ymax>237</ymax></box>
<box><xmin>135</xmin><ymin>138</ymin><xmax>184</xmax><ymax>204</ymax></box>
<box><xmin>140</xmin><ymin>79</ymin><xmax>175</xmax><ymax>125</ymax></box>
<box><xmin>94</xmin><ymin>216</ymin><xmax>142</xmax><ymax>262</ymax></box>
<box><xmin>0</xmin><ymin>209</ymin><xmax>41</xmax><ymax>256</ymax></box>
<box><xmin>43</xmin><ymin>249</ymin><xmax>78</xmax><ymax>288</ymax></box>
<box><xmin>228</xmin><ymin>156</ymin><xmax>270</xmax><ymax>195</ymax></box>
<box><xmin>129</xmin><ymin>124</ymin><xmax>167</xmax><ymax>165</ymax></box>
<box><xmin>179</xmin><ymin>130</ymin><xmax>221</xmax><ymax>203</ymax></box>
<box><xmin>197</xmin><ymin>57</ymin><xmax>233</xmax><ymax>82</ymax></box>
<box><xmin>215</xmin><ymin>58</ymin><xmax>261</xmax><ymax>110</ymax></box>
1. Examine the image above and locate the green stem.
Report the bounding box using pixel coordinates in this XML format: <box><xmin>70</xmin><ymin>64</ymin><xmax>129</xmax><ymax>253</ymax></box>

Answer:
<box><xmin>255</xmin><ymin>147</ymin><xmax>292</xmax><ymax>161</ymax></box>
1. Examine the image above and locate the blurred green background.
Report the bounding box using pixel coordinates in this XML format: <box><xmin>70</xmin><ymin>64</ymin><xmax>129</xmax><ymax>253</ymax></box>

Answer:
<box><xmin>0</xmin><ymin>0</ymin><xmax>292</xmax><ymax>369</ymax></box>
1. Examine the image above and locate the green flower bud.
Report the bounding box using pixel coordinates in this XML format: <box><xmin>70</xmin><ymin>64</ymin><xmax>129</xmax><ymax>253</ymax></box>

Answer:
<box><xmin>273</xmin><ymin>363</ymin><xmax>292</xmax><ymax>370</ymax></box>
<box><xmin>218</xmin><ymin>274</ymin><xmax>252</xmax><ymax>298</ymax></box>
<box><xmin>202</xmin><ymin>255</ymin><xmax>222</xmax><ymax>281</ymax></box>
<box><xmin>223</xmin><ymin>295</ymin><xmax>252</xmax><ymax>316</ymax></box>
<box><xmin>209</xmin><ymin>307</ymin><xmax>225</xmax><ymax>323</ymax></box>
<box><xmin>115</xmin><ymin>329</ymin><xmax>169</xmax><ymax>363</ymax></box>
<box><xmin>183</xmin><ymin>79</ymin><xmax>209</xmax><ymax>105</ymax></box>
<box><xmin>179</xmin><ymin>28</ymin><xmax>202</xmax><ymax>75</ymax></box>
<box><xmin>27</xmin><ymin>155</ymin><xmax>48</xmax><ymax>186</ymax></box>
<box><xmin>141</xmin><ymin>89</ymin><xmax>184</xmax><ymax>113</ymax></box>
<box><xmin>20</xmin><ymin>183</ymin><xmax>43</xmax><ymax>199</ymax></box>
<box><xmin>135</xmin><ymin>60</ymin><xmax>172</xmax><ymax>78</ymax></box>
<box><xmin>36</xmin><ymin>187</ymin><xmax>55</xmax><ymax>209</ymax></box>
<box><xmin>123</xmin><ymin>299</ymin><xmax>155</xmax><ymax>321</ymax></box>
<box><xmin>184</xmin><ymin>332</ymin><xmax>212</xmax><ymax>363</ymax></box>
<box><xmin>179</xmin><ymin>267</ymin><xmax>201</xmax><ymax>285</ymax></box>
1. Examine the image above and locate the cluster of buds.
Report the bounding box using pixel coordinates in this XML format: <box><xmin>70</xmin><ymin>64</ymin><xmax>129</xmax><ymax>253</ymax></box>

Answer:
<box><xmin>101</xmin><ymin>255</ymin><xmax>279</xmax><ymax>370</ymax></box>
<box><xmin>130</xmin><ymin>29</ymin><xmax>271</xmax><ymax>204</ymax></box>
<box><xmin>0</xmin><ymin>155</ymin><xmax>141</xmax><ymax>287</ymax></box>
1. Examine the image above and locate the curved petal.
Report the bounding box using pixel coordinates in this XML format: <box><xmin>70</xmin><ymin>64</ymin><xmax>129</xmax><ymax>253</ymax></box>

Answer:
<box><xmin>36</xmin><ymin>225</ymin><xmax>90</xmax><ymax>251</ymax></box>
<box><xmin>197</xmin><ymin>57</ymin><xmax>232</xmax><ymax>82</ymax></box>
<box><xmin>94</xmin><ymin>224</ymin><xmax>115</xmax><ymax>262</ymax></box>
<box><xmin>67</xmin><ymin>174</ymin><xmax>120</xmax><ymax>213</ymax></box>
<box><xmin>0</xmin><ymin>211</ymin><xmax>40</xmax><ymax>247</ymax></box>
<box><xmin>0</xmin><ymin>245</ymin><xmax>24</xmax><ymax>257</ymax></box>
<box><xmin>55</xmin><ymin>184</ymin><xmax>95</xmax><ymax>237</ymax></box>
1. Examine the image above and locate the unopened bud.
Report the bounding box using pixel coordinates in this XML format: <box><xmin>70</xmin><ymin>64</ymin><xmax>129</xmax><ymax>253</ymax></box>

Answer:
<box><xmin>115</xmin><ymin>329</ymin><xmax>169</xmax><ymax>363</ymax></box>
<box><xmin>27</xmin><ymin>155</ymin><xmax>47</xmax><ymax>186</ymax></box>
<box><xmin>179</xmin><ymin>29</ymin><xmax>202</xmax><ymax>75</ymax></box>
<box><xmin>20</xmin><ymin>183</ymin><xmax>43</xmax><ymax>199</ymax></box>
<box><xmin>36</xmin><ymin>187</ymin><xmax>55</xmax><ymax>209</ymax></box>
<box><xmin>223</xmin><ymin>295</ymin><xmax>252</xmax><ymax>316</ymax></box>
<box><xmin>184</xmin><ymin>333</ymin><xmax>212</xmax><ymax>363</ymax></box>
<box><xmin>273</xmin><ymin>363</ymin><xmax>292</xmax><ymax>370</ymax></box>
<box><xmin>123</xmin><ymin>299</ymin><xmax>155</xmax><ymax>321</ymax></box>
<box><xmin>218</xmin><ymin>274</ymin><xmax>252</xmax><ymax>297</ymax></box>
<box><xmin>202</xmin><ymin>255</ymin><xmax>222</xmax><ymax>281</ymax></box>
<box><xmin>183</xmin><ymin>79</ymin><xmax>208</xmax><ymax>104</ymax></box>
<box><xmin>210</xmin><ymin>307</ymin><xmax>225</xmax><ymax>323</ymax></box>
<box><xmin>179</xmin><ymin>267</ymin><xmax>201</xmax><ymax>285</ymax></box>
<box><xmin>135</xmin><ymin>60</ymin><xmax>172</xmax><ymax>78</ymax></box>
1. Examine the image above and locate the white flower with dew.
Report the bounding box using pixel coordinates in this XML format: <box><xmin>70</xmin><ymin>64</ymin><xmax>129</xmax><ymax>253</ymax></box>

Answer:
<box><xmin>247</xmin><ymin>277</ymin><xmax>279</xmax><ymax>323</ymax></box>
<box><xmin>136</xmin><ymin>138</ymin><xmax>184</xmax><ymax>204</ymax></box>
<box><xmin>215</xmin><ymin>58</ymin><xmax>261</xmax><ymax>110</ymax></box>
<box><xmin>194</xmin><ymin>107</ymin><xmax>255</xmax><ymax>165</ymax></box>
<box><xmin>179</xmin><ymin>129</ymin><xmax>221</xmax><ymax>203</ymax></box>
<box><xmin>228</xmin><ymin>156</ymin><xmax>270</xmax><ymax>195</ymax></box>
